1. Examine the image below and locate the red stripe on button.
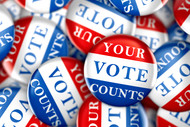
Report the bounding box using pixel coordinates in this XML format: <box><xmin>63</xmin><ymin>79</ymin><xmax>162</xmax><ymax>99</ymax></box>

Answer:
<box><xmin>77</xmin><ymin>96</ymin><xmax>102</xmax><ymax>127</ymax></box>
<box><xmin>15</xmin><ymin>0</ymin><xmax>26</xmax><ymax>8</ymax></box>
<box><xmin>90</xmin><ymin>34</ymin><xmax>156</xmax><ymax>64</ymax></box>
<box><xmin>2</xmin><ymin>16</ymin><xmax>33</xmax><ymax>76</ymax></box>
<box><xmin>66</xmin><ymin>19</ymin><xmax>105</xmax><ymax>54</ymax></box>
<box><xmin>157</xmin><ymin>116</ymin><xmax>177</xmax><ymax>127</ymax></box>
<box><xmin>174</xmin><ymin>0</ymin><xmax>190</xmax><ymax>26</ymax></box>
<box><xmin>136</xmin><ymin>14</ymin><xmax>167</xmax><ymax>33</ymax></box>
<box><xmin>163</xmin><ymin>85</ymin><xmax>190</xmax><ymax>112</ymax></box>
<box><xmin>61</xmin><ymin>57</ymin><xmax>91</xmax><ymax>101</ymax></box>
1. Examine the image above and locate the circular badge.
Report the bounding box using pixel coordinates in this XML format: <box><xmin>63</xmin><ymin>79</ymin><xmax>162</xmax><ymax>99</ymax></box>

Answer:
<box><xmin>108</xmin><ymin>0</ymin><xmax>168</xmax><ymax>16</ymax></box>
<box><xmin>154</xmin><ymin>0</ymin><xmax>174</xmax><ymax>28</ymax></box>
<box><xmin>174</xmin><ymin>0</ymin><xmax>190</xmax><ymax>35</ymax></box>
<box><xmin>77</xmin><ymin>96</ymin><xmax>148</xmax><ymax>127</ymax></box>
<box><xmin>2</xmin><ymin>16</ymin><xmax>69</xmax><ymax>84</ymax></box>
<box><xmin>168</xmin><ymin>22</ymin><xmax>190</xmax><ymax>42</ymax></box>
<box><xmin>157</xmin><ymin>108</ymin><xmax>190</xmax><ymax>127</ymax></box>
<box><xmin>84</xmin><ymin>34</ymin><xmax>157</xmax><ymax>106</ymax></box>
<box><xmin>28</xmin><ymin>57</ymin><xmax>91</xmax><ymax>126</ymax></box>
<box><xmin>66</xmin><ymin>0</ymin><xmax>136</xmax><ymax>54</ymax></box>
<box><xmin>0</xmin><ymin>5</ymin><xmax>14</xmax><ymax>62</ymax></box>
<box><xmin>15</xmin><ymin>0</ymin><xmax>70</xmax><ymax>13</ymax></box>
<box><xmin>0</xmin><ymin>85</ymin><xmax>48</xmax><ymax>126</ymax></box>
<box><xmin>149</xmin><ymin>41</ymin><xmax>190</xmax><ymax>112</ymax></box>
<box><xmin>0</xmin><ymin>0</ymin><xmax>22</xmax><ymax>21</ymax></box>
<box><xmin>135</xmin><ymin>14</ymin><xmax>168</xmax><ymax>52</ymax></box>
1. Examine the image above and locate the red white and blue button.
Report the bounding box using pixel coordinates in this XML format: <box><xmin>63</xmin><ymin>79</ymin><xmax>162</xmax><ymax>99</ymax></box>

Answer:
<box><xmin>0</xmin><ymin>5</ymin><xmax>14</xmax><ymax>62</ymax></box>
<box><xmin>108</xmin><ymin>0</ymin><xmax>168</xmax><ymax>16</ymax></box>
<box><xmin>66</xmin><ymin>0</ymin><xmax>136</xmax><ymax>54</ymax></box>
<box><xmin>28</xmin><ymin>57</ymin><xmax>91</xmax><ymax>126</ymax></box>
<box><xmin>2</xmin><ymin>16</ymin><xmax>69</xmax><ymax>84</ymax></box>
<box><xmin>149</xmin><ymin>41</ymin><xmax>190</xmax><ymax>112</ymax></box>
<box><xmin>174</xmin><ymin>0</ymin><xmax>190</xmax><ymax>35</ymax></box>
<box><xmin>135</xmin><ymin>14</ymin><xmax>168</xmax><ymax>52</ymax></box>
<box><xmin>15</xmin><ymin>0</ymin><xmax>70</xmax><ymax>13</ymax></box>
<box><xmin>77</xmin><ymin>96</ymin><xmax>148</xmax><ymax>127</ymax></box>
<box><xmin>157</xmin><ymin>108</ymin><xmax>190</xmax><ymax>127</ymax></box>
<box><xmin>84</xmin><ymin>34</ymin><xmax>157</xmax><ymax>106</ymax></box>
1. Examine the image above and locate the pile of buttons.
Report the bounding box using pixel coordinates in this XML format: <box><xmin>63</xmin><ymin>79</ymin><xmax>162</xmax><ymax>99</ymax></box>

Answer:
<box><xmin>0</xmin><ymin>0</ymin><xmax>189</xmax><ymax>127</ymax></box>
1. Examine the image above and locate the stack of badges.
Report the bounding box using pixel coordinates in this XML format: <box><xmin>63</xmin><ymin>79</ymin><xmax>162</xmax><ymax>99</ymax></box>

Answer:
<box><xmin>28</xmin><ymin>57</ymin><xmax>91</xmax><ymax>126</ymax></box>
<box><xmin>149</xmin><ymin>41</ymin><xmax>190</xmax><ymax>112</ymax></box>
<box><xmin>77</xmin><ymin>96</ymin><xmax>148</xmax><ymax>127</ymax></box>
<box><xmin>66</xmin><ymin>0</ymin><xmax>136</xmax><ymax>54</ymax></box>
<box><xmin>0</xmin><ymin>0</ymin><xmax>189</xmax><ymax>126</ymax></box>
<box><xmin>2</xmin><ymin>16</ymin><xmax>69</xmax><ymax>84</ymax></box>
<box><xmin>0</xmin><ymin>0</ymin><xmax>22</xmax><ymax>21</ymax></box>
<box><xmin>174</xmin><ymin>0</ymin><xmax>190</xmax><ymax>35</ymax></box>
<box><xmin>0</xmin><ymin>5</ymin><xmax>14</xmax><ymax>61</ymax></box>
<box><xmin>15</xmin><ymin>0</ymin><xmax>70</xmax><ymax>13</ymax></box>
<box><xmin>108</xmin><ymin>0</ymin><xmax>168</xmax><ymax>16</ymax></box>
<box><xmin>135</xmin><ymin>14</ymin><xmax>168</xmax><ymax>52</ymax></box>
<box><xmin>84</xmin><ymin>35</ymin><xmax>157</xmax><ymax>106</ymax></box>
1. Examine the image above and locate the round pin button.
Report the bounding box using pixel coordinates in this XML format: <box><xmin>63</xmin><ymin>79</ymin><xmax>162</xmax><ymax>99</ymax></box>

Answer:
<box><xmin>0</xmin><ymin>85</ymin><xmax>48</xmax><ymax>126</ymax></box>
<box><xmin>0</xmin><ymin>5</ymin><xmax>14</xmax><ymax>62</ymax></box>
<box><xmin>77</xmin><ymin>96</ymin><xmax>148</xmax><ymax>127</ymax></box>
<box><xmin>135</xmin><ymin>14</ymin><xmax>168</xmax><ymax>52</ymax></box>
<box><xmin>168</xmin><ymin>22</ymin><xmax>190</xmax><ymax>42</ymax></box>
<box><xmin>84</xmin><ymin>34</ymin><xmax>157</xmax><ymax>107</ymax></box>
<box><xmin>149</xmin><ymin>41</ymin><xmax>190</xmax><ymax>112</ymax></box>
<box><xmin>2</xmin><ymin>16</ymin><xmax>69</xmax><ymax>84</ymax></box>
<box><xmin>108</xmin><ymin>0</ymin><xmax>168</xmax><ymax>16</ymax></box>
<box><xmin>157</xmin><ymin>108</ymin><xmax>190</xmax><ymax>127</ymax></box>
<box><xmin>28</xmin><ymin>57</ymin><xmax>91</xmax><ymax>126</ymax></box>
<box><xmin>174</xmin><ymin>0</ymin><xmax>190</xmax><ymax>35</ymax></box>
<box><xmin>15</xmin><ymin>0</ymin><xmax>70</xmax><ymax>13</ymax></box>
<box><xmin>66</xmin><ymin>0</ymin><xmax>136</xmax><ymax>54</ymax></box>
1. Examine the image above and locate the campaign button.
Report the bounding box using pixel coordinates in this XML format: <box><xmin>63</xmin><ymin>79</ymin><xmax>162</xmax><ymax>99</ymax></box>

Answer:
<box><xmin>84</xmin><ymin>34</ymin><xmax>157</xmax><ymax>106</ymax></box>
<box><xmin>174</xmin><ymin>0</ymin><xmax>190</xmax><ymax>35</ymax></box>
<box><xmin>0</xmin><ymin>85</ymin><xmax>48</xmax><ymax>126</ymax></box>
<box><xmin>66</xmin><ymin>0</ymin><xmax>136</xmax><ymax>54</ymax></box>
<box><xmin>154</xmin><ymin>0</ymin><xmax>174</xmax><ymax>28</ymax></box>
<box><xmin>2</xmin><ymin>16</ymin><xmax>69</xmax><ymax>84</ymax></box>
<box><xmin>0</xmin><ymin>0</ymin><xmax>22</xmax><ymax>21</ymax></box>
<box><xmin>135</xmin><ymin>14</ymin><xmax>168</xmax><ymax>52</ymax></box>
<box><xmin>28</xmin><ymin>57</ymin><xmax>91</xmax><ymax>126</ymax></box>
<box><xmin>157</xmin><ymin>108</ymin><xmax>190</xmax><ymax>127</ymax></box>
<box><xmin>15</xmin><ymin>0</ymin><xmax>70</xmax><ymax>13</ymax></box>
<box><xmin>108</xmin><ymin>0</ymin><xmax>168</xmax><ymax>16</ymax></box>
<box><xmin>77</xmin><ymin>96</ymin><xmax>148</xmax><ymax>127</ymax></box>
<box><xmin>0</xmin><ymin>5</ymin><xmax>14</xmax><ymax>62</ymax></box>
<box><xmin>149</xmin><ymin>41</ymin><xmax>190</xmax><ymax>112</ymax></box>
<box><xmin>168</xmin><ymin>22</ymin><xmax>190</xmax><ymax>42</ymax></box>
